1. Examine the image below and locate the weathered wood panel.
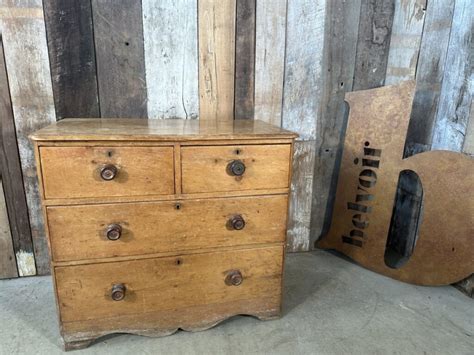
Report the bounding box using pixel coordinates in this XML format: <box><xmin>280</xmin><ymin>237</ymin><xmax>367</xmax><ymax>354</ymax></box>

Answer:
<box><xmin>353</xmin><ymin>0</ymin><xmax>395</xmax><ymax>90</ymax></box>
<box><xmin>385</xmin><ymin>0</ymin><xmax>426</xmax><ymax>85</ymax></box>
<box><xmin>283</xmin><ymin>0</ymin><xmax>326</xmax><ymax>251</ymax></box>
<box><xmin>430</xmin><ymin>0</ymin><xmax>473</xmax><ymax>298</ymax></box>
<box><xmin>282</xmin><ymin>0</ymin><xmax>325</xmax><ymax>140</ymax></box>
<box><xmin>0</xmin><ymin>0</ymin><xmax>56</xmax><ymax>275</ymax></box>
<box><xmin>310</xmin><ymin>0</ymin><xmax>362</xmax><ymax>246</ymax></box>
<box><xmin>43</xmin><ymin>0</ymin><xmax>100</xmax><ymax>119</ymax></box>
<box><xmin>431</xmin><ymin>0</ymin><xmax>473</xmax><ymax>151</ymax></box>
<box><xmin>0</xmin><ymin>36</ymin><xmax>32</xmax><ymax>278</ymax></box>
<box><xmin>463</xmin><ymin>102</ymin><xmax>474</xmax><ymax>155</ymax></box>
<box><xmin>254</xmin><ymin>0</ymin><xmax>286</xmax><ymax>126</ymax></box>
<box><xmin>405</xmin><ymin>0</ymin><xmax>455</xmax><ymax>155</ymax></box>
<box><xmin>91</xmin><ymin>0</ymin><xmax>147</xmax><ymax>118</ymax></box>
<box><xmin>142</xmin><ymin>0</ymin><xmax>198</xmax><ymax>119</ymax></box>
<box><xmin>234</xmin><ymin>0</ymin><xmax>255</xmax><ymax>120</ymax></box>
<box><xmin>287</xmin><ymin>140</ymin><xmax>315</xmax><ymax>251</ymax></box>
<box><xmin>198</xmin><ymin>0</ymin><xmax>236</xmax><ymax>121</ymax></box>
<box><xmin>0</xmin><ymin>180</ymin><xmax>17</xmax><ymax>279</ymax></box>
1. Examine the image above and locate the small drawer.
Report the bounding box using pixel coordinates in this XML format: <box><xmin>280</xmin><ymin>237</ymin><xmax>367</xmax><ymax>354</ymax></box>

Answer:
<box><xmin>40</xmin><ymin>146</ymin><xmax>174</xmax><ymax>199</ymax></box>
<box><xmin>181</xmin><ymin>144</ymin><xmax>291</xmax><ymax>193</ymax></box>
<box><xmin>47</xmin><ymin>195</ymin><xmax>288</xmax><ymax>262</ymax></box>
<box><xmin>55</xmin><ymin>246</ymin><xmax>283</xmax><ymax>325</ymax></box>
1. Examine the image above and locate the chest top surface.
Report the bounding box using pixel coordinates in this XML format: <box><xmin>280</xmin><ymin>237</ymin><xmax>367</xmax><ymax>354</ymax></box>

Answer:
<box><xmin>30</xmin><ymin>118</ymin><xmax>298</xmax><ymax>142</ymax></box>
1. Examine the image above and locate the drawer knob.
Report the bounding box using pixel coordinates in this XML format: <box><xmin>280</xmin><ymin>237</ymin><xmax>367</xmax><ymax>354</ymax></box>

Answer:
<box><xmin>106</xmin><ymin>224</ymin><xmax>122</xmax><ymax>240</ymax></box>
<box><xmin>111</xmin><ymin>283</ymin><xmax>126</xmax><ymax>301</ymax></box>
<box><xmin>100</xmin><ymin>164</ymin><xmax>118</xmax><ymax>181</ymax></box>
<box><xmin>225</xmin><ymin>270</ymin><xmax>243</xmax><ymax>286</ymax></box>
<box><xmin>229</xmin><ymin>215</ymin><xmax>245</xmax><ymax>230</ymax></box>
<box><xmin>227</xmin><ymin>160</ymin><xmax>246</xmax><ymax>176</ymax></box>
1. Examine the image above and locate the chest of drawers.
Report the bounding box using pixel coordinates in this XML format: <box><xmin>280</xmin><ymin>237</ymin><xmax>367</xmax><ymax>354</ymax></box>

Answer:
<box><xmin>31</xmin><ymin>118</ymin><xmax>297</xmax><ymax>350</ymax></box>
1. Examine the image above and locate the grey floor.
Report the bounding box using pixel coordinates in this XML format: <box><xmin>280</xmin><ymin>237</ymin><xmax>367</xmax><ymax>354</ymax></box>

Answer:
<box><xmin>0</xmin><ymin>250</ymin><xmax>472</xmax><ymax>355</ymax></box>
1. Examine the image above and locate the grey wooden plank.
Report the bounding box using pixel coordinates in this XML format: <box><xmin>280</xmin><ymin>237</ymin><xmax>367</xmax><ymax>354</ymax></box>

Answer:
<box><xmin>431</xmin><ymin>0</ymin><xmax>473</xmax><ymax>151</ymax></box>
<box><xmin>254</xmin><ymin>0</ymin><xmax>286</xmax><ymax>126</ymax></box>
<box><xmin>287</xmin><ymin>140</ymin><xmax>315</xmax><ymax>252</ymax></box>
<box><xmin>234</xmin><ymin>0</ymin><xmax>256</xmax><ymax>120</ymax></box>
<box><xmin>310</xmin><ymin>0</ymin><xmax>362</xmax><ymax>247</ymax></box>
<box><xmin>91</xmin><ymin>0</ymin><xmax>147</xmax><ymax>118</ymax></box>
<box><xmin>282</xmin><ymin>0</ymin><xmax>326</xmax><ymax>251</ymax></box>
<box><xmin>43</xmin><ymin>0</ymin><xmax>100</xmax><ymax>119</ymax></box>
<box><xmin>282</xmin><ymin>0</ymin><xmax>326</xmax><ymax>140</ymax></box>
<box><xmin>405</xmin><ymin>0</ymin><xmax>455</xmax><ymax>155</ymax></box>
<box><xmin>385</xmin><ymin>0</ymin><xmax>426</xmax><ymax>85</ymax></box>
<box><xmin>462</xmin><ymin>102</ymin><xmax>474</xmax><ymax>155</ymax></box>
<box><xmin>353</xmin><ymin>0</ymin><xmax>395</xmax><ymax>90</ymax></box>
<box><xmin>433</xmin><ymin>0</ymin><xmax>474</xmax><ymax>299</ymax></box>
<box><xmin>142</xmin><ymin>0</ymin><xmax>198</xmax><ymax>119</ymax></box>
<box><xmin>0</xmin><ymin>178</ymin><xmax>18</xmax><ymax>279</ymax></box>
<box><xmin>0</xmin><ymin>36</ymin><xmax>30</xmax><ymax>279</ymax></box>
<box><xmin>0</xmin><ymin>1</ymin><xmax>56</xmax><ymax>275</ymax></box>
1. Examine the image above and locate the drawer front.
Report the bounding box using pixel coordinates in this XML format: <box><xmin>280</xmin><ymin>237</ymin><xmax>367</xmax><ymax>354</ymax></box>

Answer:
<box><xmin>40</xmin><ymin>146</ymin><xmax>174</xmax><ymax>199</ymax></box>
<box><xmin>47</xmin><ymin>195</ymin><xmax>288</xmax><ymax>262</ymax></box>
<box><xmin>181</xmin><ymin>144</ymin><xmax>291</xmax><ymax>193</ymax></box>
<box><xmin>55</xmin><ymin>246</ymin><xmax>283</xmax><ymax>324</ymax></box>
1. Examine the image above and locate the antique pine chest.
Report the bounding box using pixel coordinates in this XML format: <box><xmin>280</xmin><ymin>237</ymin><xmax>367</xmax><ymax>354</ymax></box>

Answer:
<box><xmin>30</xmin><ymin>118</ymin><xmax>297</xmax><ymax>350</ymax></box>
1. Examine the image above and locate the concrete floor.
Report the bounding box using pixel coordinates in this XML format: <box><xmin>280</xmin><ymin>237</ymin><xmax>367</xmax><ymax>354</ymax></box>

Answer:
<box><xmin>0</xmin><ymin>251</ymin><xmax>472</xmax><ymax>355</ymax></box>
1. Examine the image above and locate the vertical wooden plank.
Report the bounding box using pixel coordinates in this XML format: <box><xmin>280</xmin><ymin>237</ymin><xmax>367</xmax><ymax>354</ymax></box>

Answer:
<box><xmin>142</xmin><ymin>0</ymin><xmax>198</xmax><ymax>119</ymax></box>
<box><xmin>254</xmin><ymin>0</ymin><xmax>286</xmax><ymax>126</ymax></box>
<box><xmin>462</xmin><ymin>102</ymin><xmax>474</xmax><ymax>155</ymax></box>
<box><xmin>0</xmin><ymin>36</ymin><xmax>31</xmax><ymax>279</ymax></box>
<box><xmin>0</xmin><ymin>182</ymin><xmax>16</xmax><ymax>279</ymax></box>
<box><xmin>310</xmin><ymin>0</ymin><xmax>362</xmax><ymax>247</ymax></box>
<box><xmin>353</xmin><ymin>0</ymin><xmax>395</xmax><ymax>90</ymax></box>
<box><xmin>287</xmin><ymin>140</ymin><xmax>315</xmax><ymax>251</ymax></box>
<box><xmin>405</xmin><ymin>0</ymin><xmax>455</xmax><ymax>155</ymax></box>
<box><xmin>282</xmin><ymin>0</ymin><xmax>325</xmax><ymax>139</ymax></box>
<box><xmin>91</xmin><ymin>0</ymin><xmax>147</xmax><ymax>118</ymax></box>
<box><xmin>198</xmin><ymin>0</ymin><xmax>236</xmax><ymax>121</ymax></box>
<box><xmin>385</xmin><ymin>0</ymin><xmax>426</xmax><ymax>85</ymax></box>
<box><xmin>431</xmin><ymin>0</ymin><xmax>473</xmax><ymax>151</ymax></box>
<box><xmin>0</xmin><ymin>1</ymin><xmax>56</xmax><ymax>275</ymax></box>
<box><xmin>43</xmin><ymin>0</ymin><xmax>100</xmax><ymax>119</ymax></box>
<box><xmin>282</xmin><ymin>0</ymin><xmax>326</xmax><ymax>251</ymax></box>
<box><xmin>234</xmin><ymin>0</ymin><xmax>255</xmax><ymax>120</ymax></box>
<box><xmin>0</xmin><ymin>180</ymin><xmax>17</xmax><ymax>279</ymax></box>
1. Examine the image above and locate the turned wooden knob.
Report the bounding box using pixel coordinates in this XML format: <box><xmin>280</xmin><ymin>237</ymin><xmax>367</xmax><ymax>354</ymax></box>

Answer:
<box><xmin>227</xmin><ymin>160</ymin><xmax>246</xmax><ymax>176</ymax></box>
<box><xmin>225</xmin><ymin>270</ymin><xmax>243</xmax><ymax>286</ymax></box>
<box><xmin>229</xmin><ymin>215</ymin><xmax>245</xmax><ymax>230</ymax></box>
<box><xmin>111</xmin><ymin>283</ymin><xmax>126</xmax><ymax>301</ymax></box>
<box><xmin>106</xmin><ymin>224</ymin><xmax>122</xmax><ymax>241</ymax></box>
<box><xmin>100</xmin><ymin>164</ymin><xmax>118</xmax><ymax>181</ymax></box>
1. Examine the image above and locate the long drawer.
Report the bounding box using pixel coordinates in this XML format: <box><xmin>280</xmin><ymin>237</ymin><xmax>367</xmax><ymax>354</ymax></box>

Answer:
<box><xmin>40</xmin><ymin>146</ymin><xmax>175</xmax><ymax>199</ymax></box>
<box><xmin>181</xmin><ymin>144</ymin><xmax>291</xmax><ymax>193</ymax></box>
<box><xmin>47</xmin><ymin>195</ymin><xmax>288</xmax><ymax>262</ymax></box>
<box><xmin>56</xmin><ymin>246</ymin><xmax>283</xmax><ymax>328</ymax></box>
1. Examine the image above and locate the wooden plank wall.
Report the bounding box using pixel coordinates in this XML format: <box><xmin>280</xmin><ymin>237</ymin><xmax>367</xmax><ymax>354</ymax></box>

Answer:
<box><xmin>0</xmin><ymin>36</ymin><xmax>34</xmax><ymax>278</ymax></box>
<box><xmin>0</xmin><ymin>0</ymin><xmax>56</xmax><ymax>275</ymax></box>
<box><xmin>0</xmin><ymin>0</ymin><xmax>471</xmax><ymax>287</ymax></box>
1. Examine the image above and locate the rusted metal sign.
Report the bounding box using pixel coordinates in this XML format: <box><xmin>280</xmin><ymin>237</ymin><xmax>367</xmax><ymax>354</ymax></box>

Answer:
<box><xmin>317</xmin><ymin>81</ymin><xmax>473</xmax><ymax>286</ymax></box>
